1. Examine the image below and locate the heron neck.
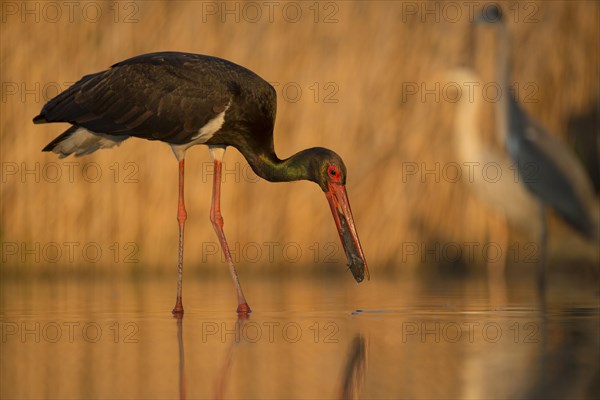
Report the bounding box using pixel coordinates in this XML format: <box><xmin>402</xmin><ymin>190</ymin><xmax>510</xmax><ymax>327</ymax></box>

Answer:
<box><xmin>495</xmin><ymin>22</ymin><xmax>512</xmax><ymax>146</ymax></box>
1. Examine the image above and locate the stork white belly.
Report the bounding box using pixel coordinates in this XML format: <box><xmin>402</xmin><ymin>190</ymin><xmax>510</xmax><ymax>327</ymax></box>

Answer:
<box><xmin>170</xmin><ymin>101</ymin><xmax>231</xmax><ymax>160</ymax></box>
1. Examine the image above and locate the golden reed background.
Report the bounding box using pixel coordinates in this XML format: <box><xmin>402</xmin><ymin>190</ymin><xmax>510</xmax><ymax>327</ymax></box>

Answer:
<box><xmin>1</xmin><ymin>1</ymin><xmax>598</xmax><ymax>274</ymax></box>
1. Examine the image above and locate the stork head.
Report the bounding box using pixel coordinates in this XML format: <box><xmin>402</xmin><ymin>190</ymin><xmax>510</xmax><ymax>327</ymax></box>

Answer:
<box><xmin>303</xmin><ymin>148</ymin><xmax>370</xmax><ymax>283</ymax></box>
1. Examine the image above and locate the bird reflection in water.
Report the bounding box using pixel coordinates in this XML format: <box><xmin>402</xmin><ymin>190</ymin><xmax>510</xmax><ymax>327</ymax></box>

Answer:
<box><xmin>339</xmin><ymin>335</ymin><xmax>367</xmax><ymax>399</ymax></box>
<box><xmin>213</xmin><ymin>315</ymin><xmax>248</xmax><ymax>400</ymax></box>
<box><xmin>172</xmin><ymin>313</ymin><xmax>248</xmax><ymax>400</ymax></box>
<box><xmin>176</xmin><ymin>316</ymin><xmax>186</xmax><ymax>400</ymax></box>
<box><xmin>525</xmin><ymin>305</ymin><xmax>599</xmax><ymax>398</ymax></box>
<box><xmin>174</xmin><ymin>315</ymin><xmax>367</xmax><ymax>399</ymax></box>
<box><xmin>173</xmin><ymin>313</ymin><xmax>243</xmax><ymax>400</ymax></box>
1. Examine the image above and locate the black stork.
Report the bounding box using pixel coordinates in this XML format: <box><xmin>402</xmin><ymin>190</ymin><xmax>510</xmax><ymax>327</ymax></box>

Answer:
<box><xmin>34</xmin><ymin>52</ymin><xmax>370</xmax><ymax>316</ymax></box>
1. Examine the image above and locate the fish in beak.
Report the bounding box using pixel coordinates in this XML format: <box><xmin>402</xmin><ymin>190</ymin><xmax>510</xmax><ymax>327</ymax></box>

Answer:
<box><xmin>325</xmin><ymin>183</ymin><xmax>370</xmax><ymax>282</ymax></box>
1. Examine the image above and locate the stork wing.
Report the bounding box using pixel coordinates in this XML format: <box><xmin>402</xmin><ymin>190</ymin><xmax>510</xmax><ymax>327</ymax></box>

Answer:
<box><xmin>34</xmin><ymin>53</ymin><xmax>234</xmax><ymax>144</ymax></box>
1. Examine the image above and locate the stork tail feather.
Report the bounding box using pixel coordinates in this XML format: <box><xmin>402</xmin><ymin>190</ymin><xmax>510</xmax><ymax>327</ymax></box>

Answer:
<box><xmin>42</xmin><ymin>126</ymin><xmax>128</xmax><ymax>158</ymax></box>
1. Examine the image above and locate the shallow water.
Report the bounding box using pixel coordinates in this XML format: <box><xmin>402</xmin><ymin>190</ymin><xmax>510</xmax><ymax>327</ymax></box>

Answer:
<box><xmin>1</xmin><ymin>270</ymin><xmax>598</xmax><ymax>399</ymax></box>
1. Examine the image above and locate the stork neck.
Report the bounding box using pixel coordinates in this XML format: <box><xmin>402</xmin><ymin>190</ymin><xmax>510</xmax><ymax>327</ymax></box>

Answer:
<box><xmin>238</xmin><ymin>145</ymin><xmax>312</xmax><ymax>183</ymax></box>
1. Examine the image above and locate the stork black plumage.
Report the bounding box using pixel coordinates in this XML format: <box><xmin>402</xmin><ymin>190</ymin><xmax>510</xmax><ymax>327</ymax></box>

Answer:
<box><xmin>34</xmin><ymin>52</ymin><xmax>370</xmax><ymax>316</ymax></box>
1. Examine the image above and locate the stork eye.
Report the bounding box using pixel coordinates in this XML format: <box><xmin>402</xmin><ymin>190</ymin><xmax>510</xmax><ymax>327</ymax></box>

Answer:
<box><xmin>328</xmin><ymin>165</ymin><xmax>340</xmax><ymax>180</ymax></box>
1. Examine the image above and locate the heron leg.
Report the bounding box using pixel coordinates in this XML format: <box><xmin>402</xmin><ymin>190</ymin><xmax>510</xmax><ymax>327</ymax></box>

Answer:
<box><xmin>487</xmin><ymin>213</ymin><xmax>508</xmax><ymax>307</ymax></box>
<box><xmin>209</xmin><ymin>146</ymin><xmax>251</xmax><ymax>315</ymax></box>
<box><xmin>172</xmin><ymin>159</ymin><xmax>186</xmax><ymax>317</ymax></box>
<box><xmin>537</xmin><ymin>203</ymin><xmax>548</xmax><ymax>294</ymax></box>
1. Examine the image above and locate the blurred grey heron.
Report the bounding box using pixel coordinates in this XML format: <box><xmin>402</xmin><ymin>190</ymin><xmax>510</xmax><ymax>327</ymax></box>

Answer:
<box><xmin>473</xmin><ymin>5</ymin><xmax>598</xmax><ymax>288</ymax></box>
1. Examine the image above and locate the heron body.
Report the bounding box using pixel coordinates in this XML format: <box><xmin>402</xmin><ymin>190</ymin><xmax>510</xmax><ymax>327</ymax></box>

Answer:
<box><xmin>34</xmin><ymin>52</ymin><xmax>369</xmax><ymax>315</ymax></box>
<box><xmin>452</xmin><ymin>68</ymin><xmax>539</xmax><ymax>233</ymax></box>
<box><xmin>451</xmin><ymin>67</ymin><xmax>539</xmax><ymax>285</ymax></box>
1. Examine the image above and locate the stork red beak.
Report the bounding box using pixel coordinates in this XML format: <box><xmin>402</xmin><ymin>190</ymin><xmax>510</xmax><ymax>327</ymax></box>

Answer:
<box><xmin>325</xmin><ymin>183</ymin><xmax>370</xmax><ymax>283</ymax></box>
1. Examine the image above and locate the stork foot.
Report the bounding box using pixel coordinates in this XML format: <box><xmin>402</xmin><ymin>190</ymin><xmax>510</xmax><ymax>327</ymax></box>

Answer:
<box><xmin>236</xmin><ymin>302</ymin><xmax>252</xmax><ymax>315</ymax></box>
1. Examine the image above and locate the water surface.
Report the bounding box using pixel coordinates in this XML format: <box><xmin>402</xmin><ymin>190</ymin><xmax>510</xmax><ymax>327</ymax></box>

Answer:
<box><xmin>1</xmin><ymin>270</ymin><xmax>598</xmax><ymax>399</ymax></box>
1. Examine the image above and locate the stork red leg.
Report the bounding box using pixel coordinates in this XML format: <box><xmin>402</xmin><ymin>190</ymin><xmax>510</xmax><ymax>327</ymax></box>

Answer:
<box><xmin>172</xmin><ymin>159</ymin><xmax>187</xmax><ymax>317</ymax></box>
<box><xmin>209</xmin><ymin>147</ymin><xmax>251</xmax><ymax>314</ymax></box>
